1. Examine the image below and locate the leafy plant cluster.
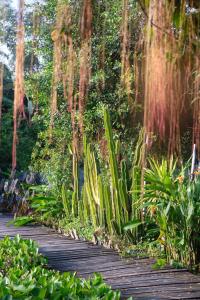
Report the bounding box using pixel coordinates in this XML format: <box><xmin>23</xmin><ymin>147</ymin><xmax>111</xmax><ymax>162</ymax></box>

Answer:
<box><xmin>15</xmin><ymin>110</ymin><xmax>200</xmax><ymax>271</ymax></box>
<box><xmin>18</xmin><ymin>109</ymin><xmax>142</xmax><ymax>245</ymax></box>
<box><xmin>143</xmin><ymin>159</ymin><xmax>200</xmax><ymax>270</ymax></box>
<box><xmin>0</xmin><ymin>235</ymin><xmax>120</xmax><ymax>299</ymax></box>
<box><xmin>31</xmin><ymin>105</ymin><xmax>72</xmax><ymax>190</ymax></box>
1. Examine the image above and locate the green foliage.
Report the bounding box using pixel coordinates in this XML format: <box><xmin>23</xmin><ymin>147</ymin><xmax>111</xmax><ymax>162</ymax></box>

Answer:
<box><xmin>83</xmin><ymin>140</ymin><xmax>101</xmax><ymax>228</ymax></box>
<box><xmin>29</xmin><ymin>186</ymin><xmax>65</xmax><ymax>221</ymax></box>
<box><xmin>0</xmin><ymin>235</ymin><xmax>46</xmax><ymax>275</ymax></box>
<box><xmin>77</xmin><ymin>110</ymin><xmax>141</xmax><ymax>240</ymax></box>
<box><xmin>122</xmin><ymin>239</ymin><xmax>163</xmax><ymax>259</ymax></box>
<box><xmin>9</xmin><ymin>216</ymin><xmax>35</xmax><ymax>227</ymax></box>
<box><xmin>61</xmin><ymin>184</ymin><xmax>72</xmax><ymax>220</ymax></box>
<box><xmin>0</xmin><ymin>66</ymin><xmax>40</xmax><ymax>172</ymax></box>
<box><xmin>0</xmin><ymin>236</ymin><xmax>120</xmax><ymax>299</ymax></box>
<box><xmin>143</xmin><ymin>158</ymin><xmax>200</xmax><ymax>269</ymax></box>
<box><xmin>0</xmin><ymin>102</ymin><xmax>40</xmax><ymax>172</ymax></box>
<box><xmin>31</xmin><ymin>106</ymin><xmax>72</xmax><ymax>189</ymax></box>
<box><xmin>60</xmin><ymin>217</ymin><xmax>94</xmax><ymax>241</ymax></box>
<box><xmin>104</xmin><ymin>109</ymin><xmax>122</xmax><ymax>232</ymax></box>
<box><xmin>123</xmin><ymin>220</ymin><xmax>143</xmax><ymax>231</ymax></box>
<box><xmin>152</xmin><ymin>258</ymin><xmax>167</xmax><ymax>270</ymax></box>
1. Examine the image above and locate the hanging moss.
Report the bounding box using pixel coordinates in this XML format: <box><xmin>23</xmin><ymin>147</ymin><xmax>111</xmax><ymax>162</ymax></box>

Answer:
<box><xmin>78</xmin><ymin>0</ymin><xmax>93</xmax><ymax>135</ymax></box>
<box><xmin>120</xmin><ymin>0</ymin><xmax>132</xmax><ymax>104</ymax></box>
<box><xmin>136</xmin><ymin>0</ymin><xmax>200</xmax><ymax>157</ymax></box>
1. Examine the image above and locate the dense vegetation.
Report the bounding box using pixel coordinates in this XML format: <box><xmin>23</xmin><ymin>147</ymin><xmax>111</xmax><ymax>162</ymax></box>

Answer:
<box><xmin>0</xmin><ymin>0</ymin><xmax>200</xmax><ymax>287</ymax></box>
<box><xmin>0</xmin><ymin>235</ymin><xmax>120</xmax><ymax>299</ymax></box>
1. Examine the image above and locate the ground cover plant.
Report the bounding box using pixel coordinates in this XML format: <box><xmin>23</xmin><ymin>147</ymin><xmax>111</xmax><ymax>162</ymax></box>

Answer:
<box><xmin>0</xmin><ymin>235</ymin><xmax>120</xmax><ymax>299</ymax></box>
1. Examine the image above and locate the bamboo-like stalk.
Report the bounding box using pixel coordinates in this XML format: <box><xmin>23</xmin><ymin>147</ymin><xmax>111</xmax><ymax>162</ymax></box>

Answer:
<box><xmin>83</xmin><ymin>141</ymin><xmax>99</xmax><ymax>228</ymax></box>
<box><xmin>72</xmin><ymin>153</ymin><xmax>79</xmax><ymax>217</ymax></box>
<box><xmin>98</xmin><ymin>176</ymin><xmax>105</xmax><ymax>227</ymax></box>
<box><xmin>103</xmin><ymin>183</ymin><xmax>113</xmax><ymax>234</ymax></box>
<box><xmin>82</xmin><ymin>184</ymin><xmax>90</xmax><ymax>222</ymax></box>
<box><xmin>61</xmin><ymin>184</ymin><xmax>70</xmax><ymax>219</ymax></box>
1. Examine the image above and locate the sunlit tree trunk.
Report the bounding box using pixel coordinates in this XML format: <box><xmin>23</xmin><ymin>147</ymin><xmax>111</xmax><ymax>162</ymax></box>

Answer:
<box><xmin>12</xmin><ymin>0</ymin><xmax>25</xmax><ymax>170</ymax></box>
<box><xmin>0</xmin><ymin>63</ymin><xmax>3</xmax><ymax>145</ymax></box>
<box><xmin>0</xmin><ymin>1</ymin><xmax>6</xmax><ymax>146</ymax></box>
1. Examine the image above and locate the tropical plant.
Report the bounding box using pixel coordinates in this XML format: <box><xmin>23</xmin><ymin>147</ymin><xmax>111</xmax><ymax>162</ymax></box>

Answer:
<box><xmin>23</xmin><ymin>185</ymin><xmax>66</xmax><ymax>223</ymax></box>
<box><xmin>142</xmin><ymin>158</ymin><xmax>200</xmax><ymax>269</ymax></box>
<box><xmin>75</xmin><ymin>109</ymin><xmax>143</xmax><ymax>241</ymax></box>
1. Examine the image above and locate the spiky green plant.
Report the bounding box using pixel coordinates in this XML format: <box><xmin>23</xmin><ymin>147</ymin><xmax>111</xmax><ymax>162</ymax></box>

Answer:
<box><xmin>73</xmin><ymin>112</ymin><xmax>146</xmax><ymax>240</ymax></box>
<box><xmin>61</xmin><ymin>184</ymin><xmax>71</xmax><ymax>219</ymax></box>
<box><xmin>103</xmin><ymin>183</ymin><xmax>114</xmax><ymax>234</ymax></box>
<box><xmin>130</xmin><ymin>128</ymin><xmax>145</xmax><ymax>240</ymax></box>
<box><xmin>98</xmin><ymin>175</ymin><xmax>105</xmax><ymax>227</ymax></box>
<box><xmin>83</xmin><ymin>139</ymin><xmax>99</xmax><ymax>228</ymax></box>
<box><xmin>104</xmin><ymin>109</ymin><xmax>123</xmax><ymax>233</ymax></box>
<box><xmin>72</xmin><ymin>154</ymin><xmax>79</xmax><ymax>217</ymax></box>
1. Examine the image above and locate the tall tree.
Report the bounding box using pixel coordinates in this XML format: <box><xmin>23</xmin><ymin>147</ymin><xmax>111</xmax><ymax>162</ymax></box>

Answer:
<box><xmin>0</xmin><ymin>1</ymin><xmax>6</xmax><ymax>146</ymax></box>
<box><xmin>12</xmin><ymin>0</ymin><xmax>25</xmax><ymax>170</ymax></box>
<box><xmin>0</xmin><ymin>63</ymin><xmax>3</xmax><ymax>145</ymax></box>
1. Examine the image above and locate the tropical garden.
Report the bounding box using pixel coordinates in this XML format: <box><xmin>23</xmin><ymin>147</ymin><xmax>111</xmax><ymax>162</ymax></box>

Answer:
<box><xmin>0</xmin><ymin>0</ymin><xmax>200</xmax><ymax>298</ymax></box>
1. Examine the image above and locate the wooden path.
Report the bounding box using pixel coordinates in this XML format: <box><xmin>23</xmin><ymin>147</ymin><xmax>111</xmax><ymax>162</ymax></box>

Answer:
<box><xmin>0</xmin><ymin>214</ymin><xmax>200</xmax><ymax>299</ymax></box>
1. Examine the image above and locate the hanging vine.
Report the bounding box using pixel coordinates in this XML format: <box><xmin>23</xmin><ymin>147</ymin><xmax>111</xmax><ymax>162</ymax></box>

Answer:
<box><xmin>50</xmin><ymin>0</ymin><xmax>78</xmax><ymax>153</ymax></box>
<box><xmin>50</xmin><ymin>1</ymin><xmax>64</xmax><ymax>129</ymax></box>
<box><xmin>61</xmin><ymin>3</ymin><xmax>78</xmax><ymax>154</ymax></box>
<box><xmin>50</xmin><ymin>0</ymin><xmax>93</xmax><ymax>150</ymax></box>
<box><xmin>138</xmin><ymin>0</ymin><xmax>200</xmax><ymax>156</ymax></box>
<box><xmin>121</xmin><ymin>0</ymin><xmax>132</xmax><ymax>104</ymax></box>
<box><xmin>78</xmin><ymin>0</ymin><xmax>92</xmax><ymax>134</ymax></box>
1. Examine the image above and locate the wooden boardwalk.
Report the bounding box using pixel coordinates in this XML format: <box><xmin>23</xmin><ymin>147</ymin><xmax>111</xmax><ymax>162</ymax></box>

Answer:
<box><xmin>0</xmin><ymin>214</ymin><xmax>200</xmax><ymax>299</ymax></box>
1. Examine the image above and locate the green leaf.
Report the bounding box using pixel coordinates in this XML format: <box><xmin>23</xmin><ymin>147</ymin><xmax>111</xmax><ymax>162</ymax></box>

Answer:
<box><xmin>124</xmin><ymin>219</ymin><xmax>143</xmax><ymax>231</ymax></box>
<box><xmin>7</xmin><ymin>217</ymin><xmax>35</xmax><ymax>227</ymax></box>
